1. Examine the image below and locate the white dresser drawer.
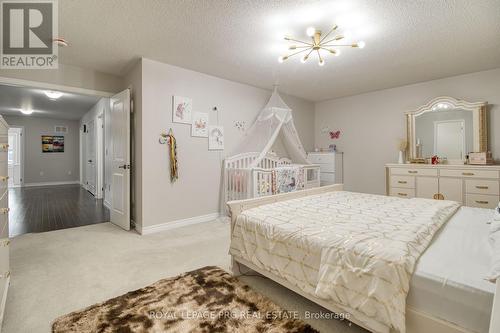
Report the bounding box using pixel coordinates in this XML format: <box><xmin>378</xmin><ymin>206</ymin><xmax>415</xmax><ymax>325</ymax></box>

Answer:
<box><xmin>391</xmin><ymin>168</ymin><xmax>438</xmax><ymax>177</ymax></box>
<box><xmin>0</xmin><ymin>239</ymin><xmax>8</xmax><ymax>278</ymax></box>
<box><xmin>390</xmin><ymin>188</ymin><xmax>415</xmax><ymax>199</ymax></box>
<box><xmin>465</xmin><ymin>179</ymin><xmax>499</xmax><ymax>195</ymax></box>
<box><xmin>440</xmin><ymin>169</ymin><xmax>499</xmax><ymax>179</ymax></box>
<box><xmin>321</xmin><ymin>172</ymin><xmax>335</xmax><ymax>183</ymax></box>
<box><xmin>390</xmin><ymin>176</ymin><xmax>415</xmax><ymax>189</ymax></box>
<box><xmin>308</xmin><ymin>153</ymin><xmax>335</xmax><ymax>165</ymax></box>
<box><xmin>466</xmin><ymin>194</ymin><xmax>499</xmax><ymax>209</ymax></box>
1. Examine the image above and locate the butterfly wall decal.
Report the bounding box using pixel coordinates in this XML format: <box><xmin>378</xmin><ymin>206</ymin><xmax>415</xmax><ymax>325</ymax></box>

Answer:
<box><xmin>329</xmin><ymin>130</ymin><xmax>341</xmax><ymax>139</ymax></box>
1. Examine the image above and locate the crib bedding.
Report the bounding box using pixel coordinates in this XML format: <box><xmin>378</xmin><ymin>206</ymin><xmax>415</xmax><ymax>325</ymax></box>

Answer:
<box><xmin>229</xmin><ymin>191</ymin><xmax>461</xmax><ymax>333</ymax></box>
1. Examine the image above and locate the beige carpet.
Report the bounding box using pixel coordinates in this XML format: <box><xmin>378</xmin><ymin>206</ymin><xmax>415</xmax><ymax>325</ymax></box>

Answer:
<box><xmin>4</xmin><ymin>220</ymin><xmax>367</xmax><ymax>333</ymax></box>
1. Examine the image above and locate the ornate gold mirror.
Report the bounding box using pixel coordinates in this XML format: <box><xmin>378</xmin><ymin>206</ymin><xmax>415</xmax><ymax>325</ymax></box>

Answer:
<box><xmin>406</xmin><ymin>97</ymin><xmax>487</xmax><ymax>164</ymax></box>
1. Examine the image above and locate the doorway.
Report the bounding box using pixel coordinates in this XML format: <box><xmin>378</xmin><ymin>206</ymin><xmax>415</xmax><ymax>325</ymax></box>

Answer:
<box><xmin>85</xmin><ymin>119</ymin><xmax>97</xmax><ymax>196</ymax></box>
<box><xmin>0</xmin><ymin>79</ymin><xmax>132</xmax><ymax>235</ymax></box>
<box><xmin>434</xmin><ymin>119</ymin><xmax>465</xmax><ymax>160</ymax></box>
<box><xmin>7</xmin><ymin>127</ymin><xmax>23</xmax><ymax>188</ymax></box>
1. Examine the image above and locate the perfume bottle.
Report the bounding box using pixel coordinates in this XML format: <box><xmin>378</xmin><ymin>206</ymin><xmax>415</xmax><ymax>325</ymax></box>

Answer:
<box><xmin>416</xmin><ymin>138</ymin><xmax>422</xmax><ymax>158</ymax></box>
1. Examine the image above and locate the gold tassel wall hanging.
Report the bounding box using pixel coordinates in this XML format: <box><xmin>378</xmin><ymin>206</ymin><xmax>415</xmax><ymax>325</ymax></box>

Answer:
<box><xmin>159</xmin><ymin>128</ymin><xmax>179</xmax><ymax>182</ymax></box>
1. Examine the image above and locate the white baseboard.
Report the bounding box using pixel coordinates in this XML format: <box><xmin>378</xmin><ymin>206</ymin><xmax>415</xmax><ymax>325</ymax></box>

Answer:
<box><xmin>23</xmin><ymin>180</ymin><xmax>80</xmax><ymax>187</ymax></box>
<box><xmin>140</xmin><ymin>213</ymin><xmax>220</xmax><ymax>235</ymax></box>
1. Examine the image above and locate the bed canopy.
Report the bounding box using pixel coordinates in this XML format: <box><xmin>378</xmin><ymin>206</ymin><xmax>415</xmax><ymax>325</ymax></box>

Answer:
<box><xmin>230</xmin><ymin>88</ymin><xmax>310</xmax><ymax>166</ymax></box>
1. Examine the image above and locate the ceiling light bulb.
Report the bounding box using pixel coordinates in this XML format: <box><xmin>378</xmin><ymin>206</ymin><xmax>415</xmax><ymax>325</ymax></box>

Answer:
<box><xmin>357</xmin><ymin>41</ymin><xmax>366</xmax><ymax>49</ymax></box>
<box><xmin>306</xmin><ymin>27</ymin><xmax>316</xmax><ymax>37</ymax></box>
<box><xmin>44</xmin><ymin>90</ymin><xmax>63</xmax><ymax>99</ymax></box>
<box><xmin>301</xmin><ymin>55</ymin><xmax>308</xmax><ymax>63</ymax></box>
<box><xmin>334</xmin><ymin>35</ymin><xmax>344</xmax><ymax>40</ymax></box>
<box><xmin>20</xmin><ymin>109</ymin><xmax>33</xmax><ymax>115</ymax></box>
<box><xmin>289</xmin><ymin>45</ymin><xmax>297</xmax><ymax>50</ymax></box>
<box><xmin>278</xmin><ymin>56</ymin><xmax>289</xmax><ymax>63</ymax></box>
<box><xmin>318</xmin><ymin>59</ymin><xmax>325</xmax><ymax>66</ymax></box>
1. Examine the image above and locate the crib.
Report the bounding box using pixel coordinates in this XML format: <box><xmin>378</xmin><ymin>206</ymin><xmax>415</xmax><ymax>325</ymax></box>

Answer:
<box><xmin>224</xmin><ymin>152</ymin><xmax>321</xmax><ymax>202</ymax></box>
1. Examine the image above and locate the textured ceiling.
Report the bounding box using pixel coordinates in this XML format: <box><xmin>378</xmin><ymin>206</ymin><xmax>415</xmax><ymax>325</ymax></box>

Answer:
<box><xmin>57</xmin><ymin>0</ymin><xmax>500</xmax><ymax>101</ymax></box>
<box><xmin>0</xmin><ymin>84</ymin><xmax>101</xmax><ymax>120</ymax></box>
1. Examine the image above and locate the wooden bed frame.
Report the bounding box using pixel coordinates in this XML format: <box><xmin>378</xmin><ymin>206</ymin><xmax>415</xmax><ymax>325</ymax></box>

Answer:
<box><xmin>227</xmin><ymin>184</ymin><xmax>500</xmax><ymax>333</ymax></box>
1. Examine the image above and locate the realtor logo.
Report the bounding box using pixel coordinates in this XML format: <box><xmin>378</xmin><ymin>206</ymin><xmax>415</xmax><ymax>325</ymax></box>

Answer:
<box><xmin>0</xmin><ymin>0</ymin><xmax>58</xmax><ymax>69</ymax></box>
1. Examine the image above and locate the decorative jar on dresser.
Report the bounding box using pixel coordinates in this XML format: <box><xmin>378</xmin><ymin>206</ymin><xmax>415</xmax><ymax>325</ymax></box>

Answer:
<box><xmin>0</xmin><ymin>116</ymin><xmax>9</xmax><ymax>329</ymax></box>
<box><xmin>386</xmin><ymin>163</ymin><xmax>500</xmax><ymax>208</ymax></box>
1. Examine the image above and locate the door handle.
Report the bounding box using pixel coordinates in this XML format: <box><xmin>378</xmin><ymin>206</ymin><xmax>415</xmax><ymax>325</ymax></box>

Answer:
<box><xmin>88</xmin><ymin>160</ymin><xmax>92</xmax><ymax>163</ymax></box>
<box><xmin>118</xmin><ymin>164</ymin><xmax>131</xmax><ymax>169</ymax></box>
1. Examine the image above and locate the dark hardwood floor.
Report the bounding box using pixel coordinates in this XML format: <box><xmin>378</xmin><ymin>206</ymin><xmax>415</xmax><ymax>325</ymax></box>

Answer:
<box><xmin>9</xmin><ymin>184</ymin><xmax>110</xmax><ymax>237</ymax></box>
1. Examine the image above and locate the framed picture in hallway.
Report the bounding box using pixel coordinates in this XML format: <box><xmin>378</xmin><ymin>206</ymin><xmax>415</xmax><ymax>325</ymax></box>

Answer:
<box><xmin>42</xmin><ymin>135</ymin><xmax>64</xmax><ymax>153</ymax></box>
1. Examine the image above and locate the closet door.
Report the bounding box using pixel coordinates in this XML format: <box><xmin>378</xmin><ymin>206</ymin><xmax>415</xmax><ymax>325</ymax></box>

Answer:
<box><xmin>416</xmin><ymin>177</ymin><xmax>439</xmax><ymax>199</ymax></box>
<box><xmin>439</xmin><ymin>178</ymin><xmax>463</xmax><ymax>203</ymax></box>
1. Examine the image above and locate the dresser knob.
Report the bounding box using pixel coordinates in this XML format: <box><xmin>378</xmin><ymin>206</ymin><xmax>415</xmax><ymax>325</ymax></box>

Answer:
<box><xmin>462</xmin><ymin>172</ymin><xmax>475</xmax><ymax>176</ymax></box>
<box><xmin>476</xmin><ymin>185</ymin><xmax>489</xmax><ymax>190</ymax></box>
<box><xmin>397</xmin><ymin>192</ymin><xmax>408</xmax><ymax>197</ymax></box>
<box><xmin>476</xmin><ymin>200</ymin><xmax>489</xmax><ymax>204</ymax></box>
<box><xmin>433</xmin><ymin>193</ymin><xmax>444</xmax><ymax>200</ymax></box>
<box><xmin>408</xmin><ymin>171</ymin><xmax>418</xmax><ymax>174</ymax></box>
<box><xmin>0</xmin><ymin>176</ymin><xmax>8</xmax><ymax>181</ymax></box>
<box><xmin>0</xmin><ymin>208</ymin><xmax>9</xmax><ymax>214</ymax></box>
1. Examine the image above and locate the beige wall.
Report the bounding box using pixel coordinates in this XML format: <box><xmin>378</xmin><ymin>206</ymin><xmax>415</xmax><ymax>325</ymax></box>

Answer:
<box><xmin>138</xmin><ymin>58</ymin><xmax>314</xmax><ymax>231</ymax></box>
<box><xmin>3</xmin><ymin>115</ymin><xmax>80</xmax><ymax>185</ymax></box>
<box><xmin>0</xmin><ymin>63</ymin><xmax>123</xmax><ymax>94</ymax></box>
<box><xmin>315</xmin><ymin>68</ymin><xmax>500</xmax><ymax>195</ymax></box>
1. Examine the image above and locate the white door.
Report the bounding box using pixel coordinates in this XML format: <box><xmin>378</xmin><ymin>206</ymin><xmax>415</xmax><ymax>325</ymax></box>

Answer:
<box><xmin>434</xmin><ymin>120</ymin><xmax>465</xmax><ymax>160</ymax></box>
<box><xmin>110</xmin><ymin>89</ymin><xmax>131</xmax><ymax>230</ymax></box>
<box><xmin>7</xmin><ymin>127</ymin><xmax>22</xmax><ymax>187</ymax></box>
<box><xmin>86</xmin><ymin>119</ymin><xmax>97</xmax><ymax>195</ymax></box>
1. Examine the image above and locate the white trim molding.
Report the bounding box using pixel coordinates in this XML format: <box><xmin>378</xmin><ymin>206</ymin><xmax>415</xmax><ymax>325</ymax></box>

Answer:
<box><xmin>23</xmin><ymin>180</ymin><xmax>80</xmax><ymax>187</ymax></box>
<box><xmin>139</xmin><ymin>213</ymin><xmax>220</xmax><ymax>235</ymax></box>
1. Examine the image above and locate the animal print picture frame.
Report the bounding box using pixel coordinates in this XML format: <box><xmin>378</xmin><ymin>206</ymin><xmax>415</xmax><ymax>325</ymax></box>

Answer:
<box><xmin>172</xmin><ymin>96</ymin><xmax>192</xmax><ymax>124</ymax></box>
<box><xmin>191</xmin><ymin>112</ymin><xmax>209</xmax><ymax>137</ymax></box>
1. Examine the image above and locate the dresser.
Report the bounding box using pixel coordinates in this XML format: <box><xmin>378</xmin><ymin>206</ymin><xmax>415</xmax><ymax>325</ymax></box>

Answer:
<box><xmin>0</xmin><ymin>116</ymin><xmax>9</xmax><ymax>330</ymax></box>
<box><xmin>386</xmin><ymin>163</ymin><xmax>500</xmax><ymax>208</ymax></box>
<box><xmin>308</xmin><ymin>152</ymin><xmax>343</xmax><ymax>186</ymax></box>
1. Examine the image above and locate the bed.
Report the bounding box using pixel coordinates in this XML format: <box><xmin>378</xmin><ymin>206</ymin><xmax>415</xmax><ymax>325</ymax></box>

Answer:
<box><xmin>227</xmin><ymin>184</ymin><xmax>500</xmax><ymax>333</ymax></box>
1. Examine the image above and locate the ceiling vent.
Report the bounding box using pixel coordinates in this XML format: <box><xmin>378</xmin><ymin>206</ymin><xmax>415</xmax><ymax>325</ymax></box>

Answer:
<box><xmin>54</xmin><ymin>126</ymin><xmax>68</xmax><ymax>134</ymax></box>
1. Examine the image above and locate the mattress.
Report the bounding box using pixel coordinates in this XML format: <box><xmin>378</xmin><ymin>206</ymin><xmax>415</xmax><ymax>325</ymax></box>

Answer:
<box><xmin>230</xmin><ymin>193</ymin><xmax>495</xmax><ymax>333</ymax></box>
<box><xmin>408</xmin><ymin>206</ymin><xmax>495</xmax><ymax>333</ymax></box>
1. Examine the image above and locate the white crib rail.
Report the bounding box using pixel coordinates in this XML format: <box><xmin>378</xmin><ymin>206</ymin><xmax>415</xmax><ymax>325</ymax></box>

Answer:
<box><xmin>224</xmin><ymin>152</ymin><xmax>318</xmax><ymax>203</ymax></box>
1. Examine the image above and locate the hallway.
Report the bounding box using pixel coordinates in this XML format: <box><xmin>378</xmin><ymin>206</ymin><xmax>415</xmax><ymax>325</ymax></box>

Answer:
<box><xmin>9</xmin><ymin>184</ymin><xmax>109</xmax><ymax>237</ymax></box>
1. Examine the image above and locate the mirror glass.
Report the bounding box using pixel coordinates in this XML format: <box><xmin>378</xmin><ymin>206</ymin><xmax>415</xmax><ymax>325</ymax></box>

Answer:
<box><xmin>414</xmin><ymin>106</ymin><xmax>472</xmax><ymax>160</ymax></box>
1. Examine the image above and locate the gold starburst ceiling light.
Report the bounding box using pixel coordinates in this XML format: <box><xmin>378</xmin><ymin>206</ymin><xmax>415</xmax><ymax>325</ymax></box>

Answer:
<box><xmin>278</xmin><ymin>25</ymin><xmax>365</xmax><ymax>66</ymax></box>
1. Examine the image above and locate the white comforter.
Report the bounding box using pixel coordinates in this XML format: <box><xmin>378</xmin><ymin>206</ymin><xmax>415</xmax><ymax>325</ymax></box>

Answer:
<box><xmin>230</xmin><ymin>191</ymin><xmax>460</xmax><ymax>333</ymax></box>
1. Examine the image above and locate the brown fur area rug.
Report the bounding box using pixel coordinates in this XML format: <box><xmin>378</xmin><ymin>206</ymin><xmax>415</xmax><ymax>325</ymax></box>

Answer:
<box><xmin>52</xmin><ymin>266</ymin><xmax>319</xmax><ymax>333</ymax></box>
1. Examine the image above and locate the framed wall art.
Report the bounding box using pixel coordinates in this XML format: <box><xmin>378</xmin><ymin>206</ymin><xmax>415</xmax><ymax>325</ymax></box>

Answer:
<box><xmin>172</xmin><ymin>95</ymin><xmax>192</xmax><ymax>124</ymax></box>
<box><xmin>208</xmin><ymin>126</ymin><xmax>224</xmax><ymax>150</ymax></box>
<box><xmin>191</xmin><ymin>112</ymin><xmax>209</xmax><ymax>137</ymax></box>
<box><xmin>42</xmin><ymin>135</ymin><xmax>64</xmax><ymax>153</ymax></box>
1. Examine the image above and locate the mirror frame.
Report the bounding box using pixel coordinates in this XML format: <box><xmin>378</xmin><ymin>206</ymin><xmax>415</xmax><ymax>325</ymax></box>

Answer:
<box><xmin>406</xmin><ymin>96</ymin><xmax>488</xmax><ymax>162</ymax></box>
